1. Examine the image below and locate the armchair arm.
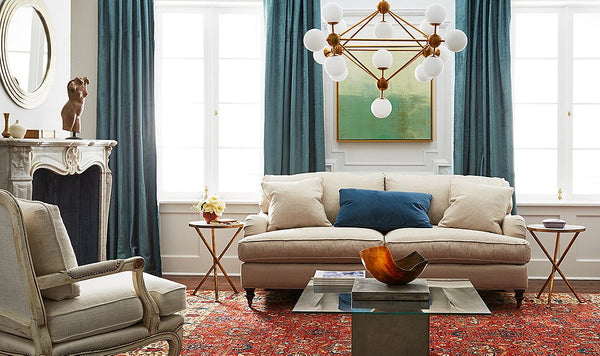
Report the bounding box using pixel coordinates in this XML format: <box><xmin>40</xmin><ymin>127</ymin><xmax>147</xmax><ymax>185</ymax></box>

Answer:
<box><xmin>36</xmin><ymin>257</ymin><xmax>160</xmax><ymax>334</ymax></box>
<box><xmin>244</xmin><ymin>212</ymin><xmax>269</xmax><ymax>236</ymax></box>
<box><xmin>502</xmin><ymin>214</ymin><xmax>527</xmax><ymax>239</ymax></box>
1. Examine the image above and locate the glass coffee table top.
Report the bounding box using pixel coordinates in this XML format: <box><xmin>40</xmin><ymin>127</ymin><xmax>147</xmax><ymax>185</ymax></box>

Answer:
<box><xmin>293</xmin><ymin>278</ymin><xmax>491</xmax><ymax>315</ymax></box>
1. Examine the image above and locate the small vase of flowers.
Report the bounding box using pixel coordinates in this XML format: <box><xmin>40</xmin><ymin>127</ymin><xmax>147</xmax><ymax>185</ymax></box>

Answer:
<box><xmin>194</xmin><ymin>194</ymin><xmax>226</xmax><ymax>223</ymax></box>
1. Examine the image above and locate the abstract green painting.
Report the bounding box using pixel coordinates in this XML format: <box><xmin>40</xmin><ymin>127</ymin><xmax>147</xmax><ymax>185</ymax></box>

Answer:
<box><xmin>336</xmin><ymin>51</ymin><xmax>433</xmax><ymax>142</ymax></box>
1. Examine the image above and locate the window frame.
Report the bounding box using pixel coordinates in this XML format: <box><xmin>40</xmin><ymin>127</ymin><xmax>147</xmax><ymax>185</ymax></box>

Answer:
<box><xmin>511</xmin><ymin>1</ymin><xmax>600</xmax><ymax>203</ymax></box>
<box><xmin>154</xmin><ymin>0</ymin><xmax>264</xmax><ymax>203</ymax></box>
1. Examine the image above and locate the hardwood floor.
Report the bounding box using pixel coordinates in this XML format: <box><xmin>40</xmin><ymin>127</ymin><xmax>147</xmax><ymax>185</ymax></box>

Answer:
<box><xmin>166</xmin><ymin>275</ymin><xmax>600</xmax><ymax>294</ymax></box>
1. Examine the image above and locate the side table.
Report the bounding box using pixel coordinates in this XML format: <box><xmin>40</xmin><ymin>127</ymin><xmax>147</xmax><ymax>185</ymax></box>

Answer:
<box><xmin>527</xmin><ymin>224</ymin><xmax>586</xmax><ymax>305</ymax></box>
<box><xmin>189</xmin><ymin>221</ymin><xmax>244</xmax><ymax>301</ymax></box>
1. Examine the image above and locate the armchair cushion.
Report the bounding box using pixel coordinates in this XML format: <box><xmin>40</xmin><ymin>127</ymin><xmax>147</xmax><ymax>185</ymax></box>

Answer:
<box><xmin>16</xmin><ymin>198</ymin><xmax>80</xmax><ymax>301</ymax></box>
<box><xmin>44</xmin><ymin>272</ymin><xmax>186</xmax><ymax>343</ymax></box>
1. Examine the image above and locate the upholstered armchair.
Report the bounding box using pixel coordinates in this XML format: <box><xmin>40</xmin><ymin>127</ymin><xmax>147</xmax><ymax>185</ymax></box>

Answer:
<box><xmin>0</xmin><ymin>190</ymin><xmax>186</xmax><ymax>355</ymax></box>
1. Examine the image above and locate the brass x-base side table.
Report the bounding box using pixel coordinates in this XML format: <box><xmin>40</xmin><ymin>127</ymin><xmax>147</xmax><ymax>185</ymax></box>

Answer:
<box><xmin>189</xmin><ymin>221</ymin><xmax>244</xmax><ymax>301</ymax></box>
<box><xmin>527</xmin><ymin>224</ymin><xmax>586</xmax><ymax>305</ymax></box>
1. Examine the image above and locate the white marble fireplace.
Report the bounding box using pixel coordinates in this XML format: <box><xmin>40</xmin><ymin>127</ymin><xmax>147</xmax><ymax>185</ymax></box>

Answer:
<box><xmin>0</xmin><ymin>139</ymin><xmax>117</xmax><ymax>262</ymax></box>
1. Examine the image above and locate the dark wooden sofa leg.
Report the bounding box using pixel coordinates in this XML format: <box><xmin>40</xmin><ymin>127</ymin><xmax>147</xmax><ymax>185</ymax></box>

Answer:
<box><xmin>245</xmin><ymin>288</ymin><xmax>255</xmax><ymax>307</ymax></box>
<box><xmin>515</xmin><ymin>289</ymin><xmax>525</xmax><ymax>308</ymax></box>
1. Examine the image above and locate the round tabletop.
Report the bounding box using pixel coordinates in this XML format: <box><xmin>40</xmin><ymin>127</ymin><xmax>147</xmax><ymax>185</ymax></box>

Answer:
<box><xmin>527</xmin><ymin>224</ymin><xmax>586</xmax><ymax>233</ymax></box>
<box><xmin>189</xmin><ymin>220</ymin><xmax>244</xmax><ymax>229</ymax></box>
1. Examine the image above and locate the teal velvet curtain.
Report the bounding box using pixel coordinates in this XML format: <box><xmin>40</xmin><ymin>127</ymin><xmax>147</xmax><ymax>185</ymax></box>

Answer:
<box><xmin>454</xmin><ymin>0</ymin><xmax>516</xmax><ymax>211</ymax></box>
<box><xmin>97</xmin><ymin>0</ymin><xmax>161</xmax><ymax>275</ymax></box>
<box><xmin>263</xmin><ymin>0</ymin><xmax>325</xmax><ymax>175</ymax></box>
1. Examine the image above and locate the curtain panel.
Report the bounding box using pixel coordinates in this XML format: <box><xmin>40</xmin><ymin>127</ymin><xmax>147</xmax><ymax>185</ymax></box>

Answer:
<box><xmin>97</xmin><ymin>0</ymin><xmax>162</xmax><ymax>275</ymax></box>
<box><xmin>263</xmin><ymin>0</ymin><xmax>326</xmax><ymax>175</ymax></box>
<box><xmin>454</xmin><ymin>0</ymin><xmax>516</xmax><ymax>211</ymax></box>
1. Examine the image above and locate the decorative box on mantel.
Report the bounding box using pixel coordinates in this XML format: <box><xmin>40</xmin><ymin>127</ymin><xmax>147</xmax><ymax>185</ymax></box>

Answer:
<box><xmin>0</xmin><ymin>139</ymin><xmax>117</xmax><ymax>264</ymax></box>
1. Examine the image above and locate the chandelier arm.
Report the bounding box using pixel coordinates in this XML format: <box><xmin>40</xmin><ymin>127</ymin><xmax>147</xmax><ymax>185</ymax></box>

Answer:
<box><xmin>344</xmin><ymin>46</ymin><xmax>424</xmax><ymax>50</ymax></box>
<box><xmin>386</xmin><ymin>47</ymin><xmax>427</xmax><ymax>81</ymax></box>
<box><xmin>339</xmin><ymin>10</ymin><xmax>378</xmax><ymax>37</ymax></box>
<box><xmin>341</xmin><ymin>38</ymin><xmax>427</xmax><ymax>42</ymax></box>
<box><xmin>342</xmin><ymin>11</ymin><xmax>380</xmax><ymax>46</ymax></box>
<box><xmin>387</xmin><ymin>11</ymin><xmax>425</xmax><ymax>49</ymax></box>
<box><xmin>387</xmin><ymin>10</ymin><xmax>428</xmax><ymax>38</ymax></box>
<box><xmin>341</xmin><ymin>49</ymin><xmax>379</xmax><ymax>81</ymax></box>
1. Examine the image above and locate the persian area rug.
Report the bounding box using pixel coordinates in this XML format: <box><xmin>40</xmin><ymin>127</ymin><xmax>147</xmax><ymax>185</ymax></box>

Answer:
<box><xmin>122</xmin><ymin>290</ymin><xmax>600</xmax><ymax>355</ymax></box>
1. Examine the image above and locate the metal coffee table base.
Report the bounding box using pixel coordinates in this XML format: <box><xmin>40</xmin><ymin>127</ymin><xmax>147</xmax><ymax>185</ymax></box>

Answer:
<box><xmin>352</xmin><ymin>313</ymin><xmax>429</xmax><ymax>356</ymax></box>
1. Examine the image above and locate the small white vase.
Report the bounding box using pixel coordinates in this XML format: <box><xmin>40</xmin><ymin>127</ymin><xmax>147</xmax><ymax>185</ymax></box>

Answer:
<box><xmin>9</xmin><ymin>120</ymin><xmax>25</xmax><ymax>139</ymax></box>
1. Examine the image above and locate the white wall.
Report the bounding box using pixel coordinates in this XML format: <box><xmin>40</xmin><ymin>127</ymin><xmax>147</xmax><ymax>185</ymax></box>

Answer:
<box><xmin>0</xmin><ymin>0</ymin><xmax>71</xmax><ymax>134</ymax></box>
<box><xmin>71</xmin><ymin>0</ymin><xmax>98</xmax><ymax>140</ymax></box>
<box><xmin>324</xmin><ymin>0</ymin><xmax>455</xmax><ymax>175</ymax></box>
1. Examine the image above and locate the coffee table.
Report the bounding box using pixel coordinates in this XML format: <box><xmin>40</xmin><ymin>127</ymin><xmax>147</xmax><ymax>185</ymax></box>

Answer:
<box><xmin>293</xmin><ymin>278</ymin><xmax>490</xmax><ymax>356</ymax></box>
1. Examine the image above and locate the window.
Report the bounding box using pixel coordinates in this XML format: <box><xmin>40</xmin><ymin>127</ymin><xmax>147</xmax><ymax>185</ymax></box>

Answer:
<box><xmin>155</xmin><ymin>1</ymin><xmax>264</xmax><ymax>201</ymax></box>
<box><xmin>512</xmin><ymin>2</ymin><xmax>600</xmax><ymax>202</ymax></box>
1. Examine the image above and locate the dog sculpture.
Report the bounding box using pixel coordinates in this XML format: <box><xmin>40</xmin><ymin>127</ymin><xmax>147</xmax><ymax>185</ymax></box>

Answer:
<box><xmin>61</xmin><ymin>77</ymin><xmax>89</xmax><ymax>135</ymax></box>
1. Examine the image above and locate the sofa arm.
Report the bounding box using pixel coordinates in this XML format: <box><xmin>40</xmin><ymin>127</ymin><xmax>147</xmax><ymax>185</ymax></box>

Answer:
<box><xmin>244</xmin><ymin>212</ymin><xmax>269</xmax><ymax>236</ymax></box>
<box><xmin>502</xmin><ymin>214</ymin><xmax>527</xmax><ymax>239</ymax></box>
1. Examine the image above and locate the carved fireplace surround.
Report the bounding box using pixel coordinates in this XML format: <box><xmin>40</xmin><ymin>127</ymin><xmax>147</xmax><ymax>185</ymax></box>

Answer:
<box><xmin>0</xmin><ymin>139</ymin><xmax>117</xmax><ymax>261</ymax></box>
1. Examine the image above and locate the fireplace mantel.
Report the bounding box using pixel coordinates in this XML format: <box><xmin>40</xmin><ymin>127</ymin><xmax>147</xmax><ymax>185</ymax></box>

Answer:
<box><xmin>0</xmin><ymin>138</ymin><xmax>117</xmax><ymax>261</ymax></box>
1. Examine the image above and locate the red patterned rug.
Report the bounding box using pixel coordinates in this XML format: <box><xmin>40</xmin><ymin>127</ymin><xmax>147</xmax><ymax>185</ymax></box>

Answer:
<box><xmin>123</xmin><ymin>290</ymin><xmax>600</xmax><ymax>355</ymax></box>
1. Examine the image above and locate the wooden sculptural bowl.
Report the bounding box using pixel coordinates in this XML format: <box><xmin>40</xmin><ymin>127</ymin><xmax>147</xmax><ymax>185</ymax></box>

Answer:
<box><xmin>359</xmin><ymin>246</ymin><xmax>428</xmax><ymax>285</ymax></box>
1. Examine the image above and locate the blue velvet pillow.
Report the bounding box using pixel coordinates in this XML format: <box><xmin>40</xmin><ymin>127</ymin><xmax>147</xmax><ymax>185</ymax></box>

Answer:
<box><xmin>334</xmin><ymin>189</ymin><xmax>433</xmax><ymax>232</ymax></box>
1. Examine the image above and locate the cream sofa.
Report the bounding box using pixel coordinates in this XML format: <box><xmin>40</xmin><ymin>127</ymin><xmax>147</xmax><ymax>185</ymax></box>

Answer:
<box><xmin>238</xmin><ymin>172</ymin><xmax>530</xmax><ymax>308</ymax></box>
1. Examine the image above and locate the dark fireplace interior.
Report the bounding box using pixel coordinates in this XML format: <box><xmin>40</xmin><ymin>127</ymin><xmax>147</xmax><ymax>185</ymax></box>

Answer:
<box><xmin>32</xmin><ymin>166</ymin><xmax>100</xmax><ymax>265</ymax></box>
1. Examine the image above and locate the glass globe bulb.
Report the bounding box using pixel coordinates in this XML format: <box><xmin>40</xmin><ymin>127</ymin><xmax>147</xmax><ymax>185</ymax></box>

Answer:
<box><xmin>414</xmin><ymin>64</ymin><xmax>432</xmax><ymax>83</ymax></box>
<box><xmin>445</xmin><ymin>29</ymin><xmax>468</xmax><ymax>52</ymax></box>
<box><xmin>438</xmin><ymin>45</ymin><xmax>451</xmax><ymax>63</ymax></box>
<box><xmin>334</xmin><ymin>19</ymin><xmax>347</xmax><ymax>35</ymax></box>
<box><xmin>322</xmin><ymin>2</ymin><xmax>343</xmax><ymax>23</ymax></box>
<box><xmin>423</xmin><ymin>56</ymin><xmax>444</xmax><ymax>77</ymax></box>
<box><xmin>330</xmin><ymin>67</ymin><xmax>348</xmax><ymax>82</ymax></box>
<box><xmin>325</xmin><ymin>55</ymin><xmax>347</xmax><ymax>77</ymax></box>
<box><xmin>419</xmin><ymin>19</ymin><xmax>434</xmax><ymax>36</ymax></box>
<box><xmin>371</xmin><ymin>97</ymin><xmax>392</xmax><ymax>119</ymax></box>
<box><xmin>372</xmin><ymin>49</ymin><xmax>393</xmax><ymax>69</ymax></box>
<box><xmin>303</xmin><ymin>28</ymin><xmax>327</xmax><ymax>52</ymax></box>
<box><xmin>425</xmin><ymin>3</ymin><xmax>446</xmax><ymax>25</ymax></box>
<box><xmin>373</xmin><ymin>20</ymin><xmax>393</xmax><ymax>39</ymax></box>
<box><xmin>313</xmin><ymin>50</ymin><xmax>327</xmax><ymax>65</ymax></box>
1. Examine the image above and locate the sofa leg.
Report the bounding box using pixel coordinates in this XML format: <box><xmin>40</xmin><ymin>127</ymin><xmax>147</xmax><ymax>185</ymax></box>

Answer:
<box><xmin>245</xmin><ymin>288</ymin><xmax>255</xmax><ymax>307</ymax></box>
<box><xmin>514</xmin><ymin>289</ymin><xmax>525</xmax><ymax>308</ymax></box>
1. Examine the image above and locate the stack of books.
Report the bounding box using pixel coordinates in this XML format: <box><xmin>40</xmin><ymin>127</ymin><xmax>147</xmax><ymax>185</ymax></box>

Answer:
<box><xmin>313</xmin><ymin>270</ymin><xmax>366</xmax><ymax>293</ymax></box>
<box><xmin>351</xmin><ymin>278</ymin><xmax>431</xmax><ymax>310</ymax></box>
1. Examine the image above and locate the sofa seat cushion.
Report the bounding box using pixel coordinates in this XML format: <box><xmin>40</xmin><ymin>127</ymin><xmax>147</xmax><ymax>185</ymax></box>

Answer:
<box><xmin>44</xmin><ymin>272</ymin><xmax>186</xmax><ymax>343</ymax></box>
<box><xmin>385</xmin><ymin>226</ymin><xmax>530</xmax><ymax>265</ymax></box>
<box><xmin>238</xmin><ymin>227</ymin><xmax>384</xmax><ymax>263</ymax></box>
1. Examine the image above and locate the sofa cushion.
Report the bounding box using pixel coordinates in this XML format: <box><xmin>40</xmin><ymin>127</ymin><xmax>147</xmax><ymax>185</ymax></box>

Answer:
<box><xmin>260</xmin><ymin>172</ymin><xmax>385</xmax><ymax>223</ymax></box>
<box><xmin>438</xmin><ymin>180</ymin><xmax>513</xmax><ymax>234</ymax></box>
<box><xmin>385</xmin><ymin>226</ymin><xmax>530</xmax><ymax>265</ymax></box>
<box><xmin>44</xmin><ymin>272</ymin><xmax>186</xmax><ymax>343</ymax></box>
<box><xmin>384</xmin><ymin>174</ymin><xmax>451</xmax><ymax>225</ymax></box>
<box><xmin>334</xmin><ymin>189</ymin><xmax>432</xmax><ymax>232</ymax></box>
<box><xmin>262</xmin><ymin>177</ymin><xmax>332</xmax><ymax>231</ymax></box>
<box><xmin>238</xmin><ymin>227</ymin><xmax>384</xmax><ymax>263</ymax></box>
<box><xmin>16</xmin><ymin>198</ymin><xmax>80</xmax><ymax>301</ymax></box>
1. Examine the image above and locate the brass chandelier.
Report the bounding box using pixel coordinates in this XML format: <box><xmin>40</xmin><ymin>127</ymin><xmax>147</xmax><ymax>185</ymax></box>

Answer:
<box><xmin>303</xmin><ymin>1</ymin><xmax>468</xmax><ymax>119</ymax></box>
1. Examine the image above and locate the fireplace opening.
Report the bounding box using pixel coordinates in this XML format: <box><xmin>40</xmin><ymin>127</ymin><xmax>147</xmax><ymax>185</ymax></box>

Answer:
<box><xmin>32</xmin><ymin>166</ymin><xmax>101</xmax><ymax>265</ymax></box>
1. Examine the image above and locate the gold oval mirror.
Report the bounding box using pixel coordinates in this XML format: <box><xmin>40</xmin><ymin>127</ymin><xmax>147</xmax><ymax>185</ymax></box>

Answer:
<box><xmin>0</xmin><ymin>0</ymin><xmax>54</xmax><ymax>109</ymax></box>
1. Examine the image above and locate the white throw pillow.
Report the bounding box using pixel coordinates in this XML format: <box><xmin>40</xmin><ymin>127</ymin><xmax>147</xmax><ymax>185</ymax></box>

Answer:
<box><xmin>438</xmin><ymin>179</ymin><xmax>514</xmax><ymax>234</ymax></box>
<box><xmin>262</xmin><ymin>177</ymin><xmax>332</xmax><ymax>231</ymax></box>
